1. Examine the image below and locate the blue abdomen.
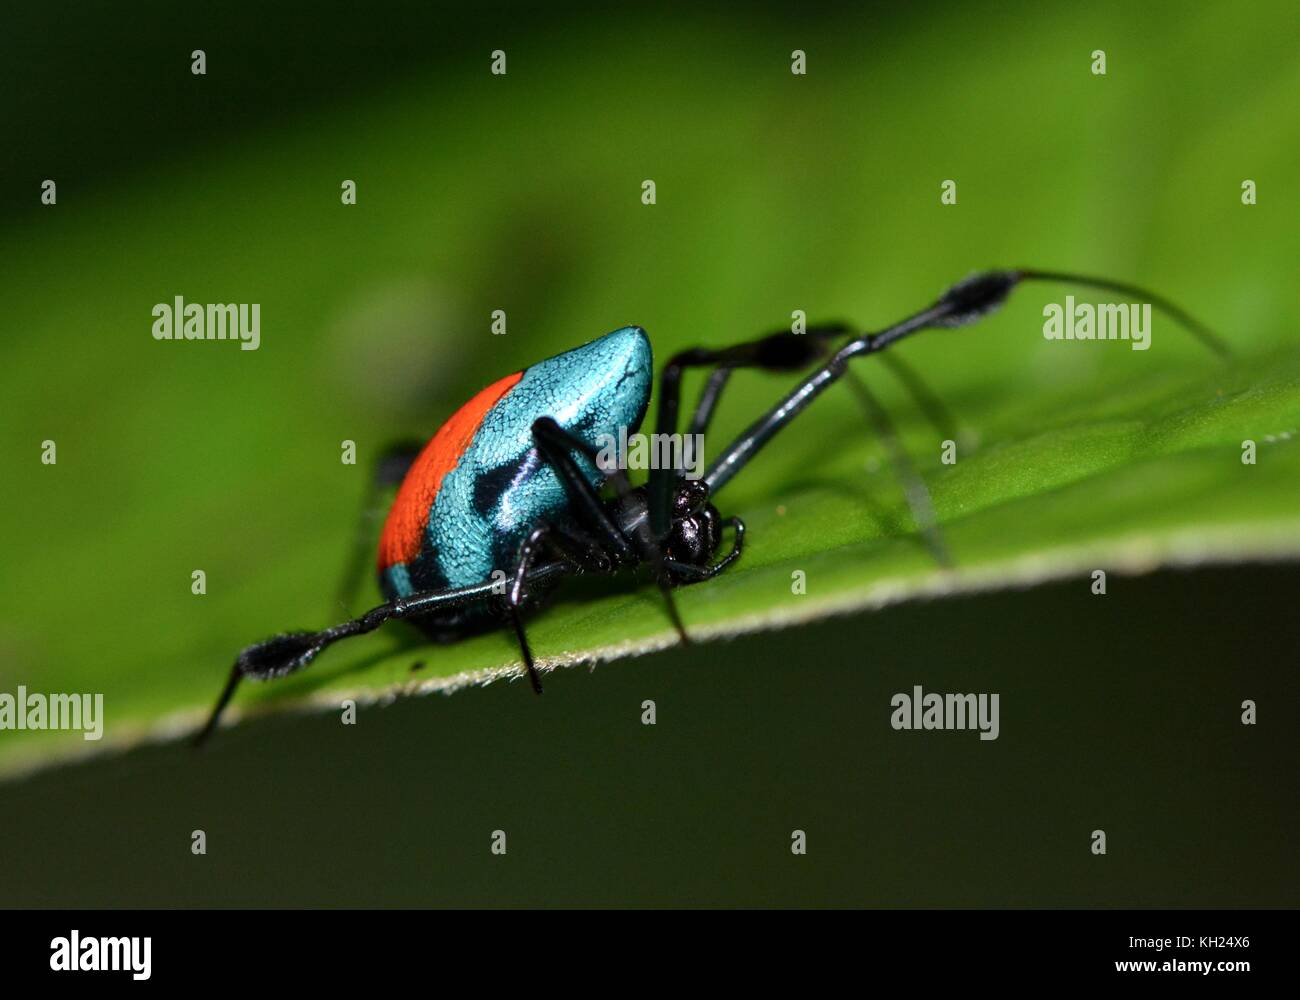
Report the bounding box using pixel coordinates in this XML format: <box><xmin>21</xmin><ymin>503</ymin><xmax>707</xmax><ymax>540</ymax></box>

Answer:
<box><xmin>384</xmin><ymin>325</ymin><xmax>652</xmax><ymax>602</ymax></box>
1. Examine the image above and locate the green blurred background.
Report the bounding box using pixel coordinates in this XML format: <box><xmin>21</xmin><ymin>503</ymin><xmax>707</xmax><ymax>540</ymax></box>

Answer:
<box><xmin>1</xmin><ymin>0</ymin><xmax>1297</xmax><ymax>905</ymax></box>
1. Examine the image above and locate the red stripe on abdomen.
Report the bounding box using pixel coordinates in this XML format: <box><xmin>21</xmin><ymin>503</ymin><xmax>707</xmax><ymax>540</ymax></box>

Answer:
<box><xmin>377</xmin><ymin>370</ymin><xmax>524</xmax><ymax>570</ymax></box>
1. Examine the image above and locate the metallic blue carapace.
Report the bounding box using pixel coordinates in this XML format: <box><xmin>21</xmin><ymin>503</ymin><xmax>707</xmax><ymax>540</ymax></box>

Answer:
<box><xmin>378</xmin><ymin>326</ymin><xmax>652</xmax><ymax>609</ymax></box>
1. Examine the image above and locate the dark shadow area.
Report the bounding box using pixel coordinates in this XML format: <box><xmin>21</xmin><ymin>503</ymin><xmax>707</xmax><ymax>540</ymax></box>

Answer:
<box><xmin>1</xmin><ymin>562</ymin><xmax>1296</xmax><ymax>907</ymax></box>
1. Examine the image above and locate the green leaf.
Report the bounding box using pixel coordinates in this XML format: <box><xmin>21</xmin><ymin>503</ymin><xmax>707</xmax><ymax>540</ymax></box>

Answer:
<box><xmin>3</xmin><ymin>3</ymin><xmax>1299</xmax><ymax>778</ymax></box>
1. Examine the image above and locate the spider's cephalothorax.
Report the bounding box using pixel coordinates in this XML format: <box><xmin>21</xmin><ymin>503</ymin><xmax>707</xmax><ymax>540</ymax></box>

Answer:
<box><xmin>661</xmin><ymin>481</ymin><xmax>723</xmax><ymax>571</ymax></box>
<box><xmin>198</xmin><ymin>268</ymin><xmax>1226</xmax><ymax>744</ymax></box>
<box><xmin>604</xmin><ymin>479</ymin><xmax>724</xmax><ymax>579</ymax></box>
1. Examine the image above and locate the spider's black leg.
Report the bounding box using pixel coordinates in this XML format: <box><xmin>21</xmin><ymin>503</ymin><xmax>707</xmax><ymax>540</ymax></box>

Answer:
<box><xmin>702</xmin><ymin>273</ymin><xmax>1020</xmax><ymax>493</ymax></box>
<box><xmin>874</xmin><ymin>353</ymin><xmax>962</xmax><ymax>445</ymax></box>
<box><xmin>684</xmin><ymin>328</ymin><xmax>960</xmax><ymax>445</ymax></box>
<box><xmin>334</xmin><ymin>440</ymin><xmax>424</xmax><ymax>615</ymax></box>
<box><xmin>685</xmin><ymin>368</ymin><xmax>733</xmax><ymax>439</ymax></box>
<box><xmin>1019</xmin><ymin>268</ymin><xmax>1230</xmax><ymax>358</ymax></box>
<box><xmin>682</xmin><ymin>324</ymin><xmax>849</xmax><ymax>437</ymax></box>
<box><xmin>531</xmin><ymin>416</ymin><xmax>693</xmax><ymax>645</ymax></box>
<box><xmin>648</xmin><ymin>325</ymin><xmax>848</xmax><ymax>539</ymax></box>
<box><xmin>671</xmin><ymin>325</ymin><xmax>959</xmax><ymax>566</ymax></box>
<box><xmin>531</xmin><ymin>417</ymin><xmax>639</xmax><ymax>563</ymax></box>
<box><xmin>703</xmin><ymin>269</ymin><xmax>1224</xmax><ymax>495</ymax></box>
<box><xmin>651</xmin><ymin>323</ymin><xmax>959</xmax><ymax>538</ymax></box>
<box><xmin>194</xmin><ymin>565</ymin><xmax>569</xmax><ymax>747</ymax></box>
<box><xmin>677</xmin><ymin>330</ymin><xmax>959</xmax><ymax>567</ymax></box>
<box><xmin>504</xmin><ymin>522</ymin><xmax>611</xmax><ymax>694</ymax></box>
<box><xmin>842</xmin><ymin>370</ymin><xmax>951</xmax><ymax>567</ymax></box>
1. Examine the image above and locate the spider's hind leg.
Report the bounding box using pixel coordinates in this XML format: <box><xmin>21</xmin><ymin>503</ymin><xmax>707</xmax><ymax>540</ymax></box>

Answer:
<box><xmin>195</xmin><ymin>573</ymin><xmax>512</xmax><ymax>747</ymax></box>
<box><xmin>504</xmin><ymin>521</ymin><xmax>614</xmax><ymax>694</ymax></box>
